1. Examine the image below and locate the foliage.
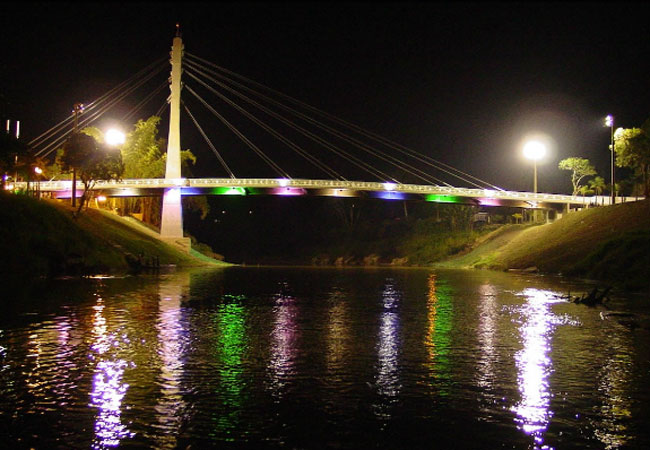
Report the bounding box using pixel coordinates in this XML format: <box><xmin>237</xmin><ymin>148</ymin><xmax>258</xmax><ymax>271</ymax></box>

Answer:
<box><xmin>614</xmin><ymin>124</ymin><xmax>650</xmax><ymax>197</ymax></box>
<box><xmin>0</xmin><ymin>192</ymin><xmax>223</xmax><ymax>279</ymax></box>
<box><xmin>558</xmin><ymin>157</ymin><xmax>597</xmax><ymax>195</ymax></box>
<box><xmin>57</xmin><ymin>130</ymin><xmax>124</xmax><ymax>215</ymax></box>
<box><xmin>588</xmin><ymin>176</ymin><xmax>606</xmax><ymax>195</ymax></box>
<box><xmin>117</xmin><ymin>116</ymin><xmax>209</xmax><ymax>224</ymax></box>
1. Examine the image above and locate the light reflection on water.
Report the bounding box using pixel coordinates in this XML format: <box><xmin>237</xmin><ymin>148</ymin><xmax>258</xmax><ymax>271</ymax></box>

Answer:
<box><xmin>89</xmin><ymin>294</ymin><xmax>133</xmax><ymax>449</ymax></box>
<box><xmin>593</xmin><ymin>331</ymin><xmax>633</xmax><ymax>449</ymax></box>
<box><xmin>268</xmin><ymin>283</ymin><xmax>299</xmax><ymax>398</ymax></box>
<box><xmin>153</xmin><ymin>273</ymin><xmax>189</xmax><ymax>449</ymax></box>
<box><xmin>0</xmin><ymin>268</ymin><xmax>648</xmax><ymax>449</ymax></box>
<box><xmin>374</xmin><ymin>280</ymin><xmax>401</xmax><ymax>421</ymax></box>
<box><xmin>510</xmin><ymin>288</ymin><xmax>566</xmax><ymax>449</ymax></box>
<box><xmin>424</xmin><ymin>274</ymin><xmax>453</xmax><ymax>392</ymax></box>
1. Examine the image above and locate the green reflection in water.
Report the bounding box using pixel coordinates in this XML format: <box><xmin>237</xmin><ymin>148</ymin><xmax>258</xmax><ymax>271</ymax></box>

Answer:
<box><xmin>425</xmin><ymin>274</ymin><xmax>453</xmax><ymax>395</ymax></box>
<box><xmin>213</xmin><ymin>300</ymin><xmax>247</xmax><ymax>439</ymax></box>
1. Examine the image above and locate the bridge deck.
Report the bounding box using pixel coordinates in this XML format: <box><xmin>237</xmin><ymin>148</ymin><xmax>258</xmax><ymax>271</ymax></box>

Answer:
<box><xmin>15</xmin><ymin>178</ymin><xmax>641</xmax><ymax>208</ymax></box>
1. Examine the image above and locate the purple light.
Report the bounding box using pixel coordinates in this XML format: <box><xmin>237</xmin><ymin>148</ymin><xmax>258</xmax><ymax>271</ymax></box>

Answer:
<box><xmin>271</xmin><ymin>187</ymin><xmax>306</xmax><ymax>196</ymax></box>
<box><xmin>479</xmin><ymin>198</ymin><xmax>502</xmax><ymax>206</ymax></box>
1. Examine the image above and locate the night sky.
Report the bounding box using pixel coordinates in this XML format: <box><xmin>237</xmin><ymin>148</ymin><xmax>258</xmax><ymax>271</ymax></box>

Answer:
<box><xmin>2</xmin><ymin>2</ymin><xmax>650</xmax><ymax>194</ymax></box>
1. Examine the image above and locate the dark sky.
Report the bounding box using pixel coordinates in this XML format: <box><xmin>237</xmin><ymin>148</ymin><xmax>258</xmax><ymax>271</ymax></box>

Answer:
<box><xmin>2</xmin><ymin>1</ymin><xmax>650</xmax><ymax>194</ymax></box>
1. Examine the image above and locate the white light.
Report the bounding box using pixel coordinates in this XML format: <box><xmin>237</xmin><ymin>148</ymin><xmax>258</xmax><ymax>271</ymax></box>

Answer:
<box><xmin>383</xmin><ymin>182</ymin><xmax>397</xmax><ymax>191</ymax></box>
<box><xmin>34</xmin><ymin>167</ymin><xmax>43</xmax><ymax>175</ymax></box>
<box><xmin>278</xmin><ymin>178</ymin><xmax>290</xmax><ymax>187</ymax></box>
<box><xmin>523</xmin><ymin>141</ymin><xmax>547</xmax><ymax>161</ymax></box>
<box><xmin>105</xmin><ymin>129</ymin><xmax>126</xmax><ymax>147</ymax></box>
<box><xmin>605</xmin><ymin>115</ymin><xmax>613</xmax><ymax>128</ymax></box>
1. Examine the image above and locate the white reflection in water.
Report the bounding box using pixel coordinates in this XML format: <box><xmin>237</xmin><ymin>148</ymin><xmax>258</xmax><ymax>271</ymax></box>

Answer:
<box><xmin>268</xmin><ymin>286</ymin><xmax>299</xmax><ymax>397</ymax></box>
<box><xmin>374</xmin><ymin>281</ymin><xmax>401</xmax><ymax>420</ymax></box>
<box><xmin>326</xmin><ymin>290</ymin><xmax>349</xmax><ymax>371</ymax></box>
<box><xmin>511</xmin><ymin>288</ymin><xmax>563</xmax><ymax>450</ymax></box>
<box><xmin>89</xmin><ymin>296</ymin><xmax>133</xmax><ymax>449</ymax></box>
<box><xmin>593</xmin><ymin>332</ymin><xmax>633</xmax><ymax>449</ymax></box>
<box><xmin>154</xmin><ymin>275</ymin><xmax>189</xmax><ymax>449</ymax></box>
<box><xmin>476</xmin><ymin>282</ymin><xmax>498</xmax><ymax>390</ymax></box>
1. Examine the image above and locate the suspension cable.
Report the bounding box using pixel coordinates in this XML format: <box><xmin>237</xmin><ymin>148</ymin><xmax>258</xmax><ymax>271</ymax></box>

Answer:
<box><xmin>186</xmin><ymin>58</ymin><xmax>450</xmax><ymax>186</ymax></box>
<box><xmin>185</xmin><ymin>85</ymin><xmax>291</xmax><ymax>179</ymax></box>
<box><xmin>35</xmin><ymin>60</ymin><xmax>168</xmax><ymax>158</ymax></box>
<box><xmin>187</xmin><ymin>52</ymin><xmax>503</xmax><ymax>190</ymax></box>
<box><xmin>29</xmin><ymin>57</ymin><xmax>166</xmax><ymax>149</ymax></box>
<box><xmin>186</xmin><ymin>63</ymin><xmax>419</xmax><ymax>184</ymax></box>
<box><xmin>182</xmin><ymin>101</ymin><xmax>236</xmax><ymax>178</ymax></box>
<box><xmin>185</xmin><ymin>69</ymin><xmax>344</xmax><ymax>180</ymax></box>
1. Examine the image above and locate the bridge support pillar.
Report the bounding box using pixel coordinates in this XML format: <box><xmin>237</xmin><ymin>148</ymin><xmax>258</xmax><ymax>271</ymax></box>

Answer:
<box><xmin>160</xmin><ymin>26</ymin><xmax>187</xmax><ymax>249</ymax></box>
<box><xmin>161</xmin><ymin>187</ymin><xmax>183</xmax><ymax>238</ymax></box>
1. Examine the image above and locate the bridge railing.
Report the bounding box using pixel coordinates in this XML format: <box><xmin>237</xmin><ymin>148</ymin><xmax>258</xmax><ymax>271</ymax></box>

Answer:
<box><xmin>9</xmin><ymin>178</ymin><xmax>643</xmax><ymax>207</ymax></box>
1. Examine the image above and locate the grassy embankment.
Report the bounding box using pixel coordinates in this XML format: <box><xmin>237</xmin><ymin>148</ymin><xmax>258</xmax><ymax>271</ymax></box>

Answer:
<box><xmin>0</xmin><ymin>192</ymin><xmax>229</xmax><ymax>279</ymax></box>
<box><xmin>440</xmin><ymin>199</ymin><xmax>650</xmax><ymax>290</ymax></box>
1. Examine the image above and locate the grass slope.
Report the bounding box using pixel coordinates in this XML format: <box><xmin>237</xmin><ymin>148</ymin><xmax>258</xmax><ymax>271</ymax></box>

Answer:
<box><xmin>0</xmin><ymin>192</ymin><xmax>228</xmax><ymax>278</ymax></box>
<box><xmin>442</xmin><ymin>200</ymin><xmax>650</xmax><ymax>289</ymax></box>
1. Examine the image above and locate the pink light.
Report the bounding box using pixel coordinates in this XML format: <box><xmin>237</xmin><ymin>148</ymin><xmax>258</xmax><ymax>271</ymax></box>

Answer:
<box><xmin>272</xmin><ymin>187</ymin><xmax>306</xmax><ymax>196</ymax></box>
<box><xmin>479</xmin><ymin>198</ymin><xmax>502</xmax><ymax>206</ymax></box>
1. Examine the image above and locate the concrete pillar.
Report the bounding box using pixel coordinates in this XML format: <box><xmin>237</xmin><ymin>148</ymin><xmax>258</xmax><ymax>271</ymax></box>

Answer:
<box><xmin>161</xmin><ymin>29</ymin><xmax>184</xmax><ymax>239</ymax></box>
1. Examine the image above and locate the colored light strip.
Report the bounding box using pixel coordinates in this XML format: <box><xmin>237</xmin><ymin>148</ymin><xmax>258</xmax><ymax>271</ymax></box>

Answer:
<box><xmin>425</xmin><ymin>194</ymin><xmax>463</xmax><ymax>204</ymax></box>
<box><xmin>270</xmin><ymin>187</ymin><xmax>306</xmax><ymax>196</ymax></box>
<box><xmin>371</xmin><ymin>191</ymin><xmax>408</xmax><ymax>200</ymax></box>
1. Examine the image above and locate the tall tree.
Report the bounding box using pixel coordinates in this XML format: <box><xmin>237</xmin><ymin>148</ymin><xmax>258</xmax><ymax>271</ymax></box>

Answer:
<box><xmin>614</xmin><ymin>124</ymin><xmax>650</xmax><ymax>197</ymax></box>
<box><xmin>558</xmin><ymin>157</ymin><xmax>597</xmax><ymax>195</ymax></box>
<box><xmin>57</xmin><ymin>131</ymin><xmax>123</xmax><ymax>215</ymax></box>
<box><xmin>118</xmin><ymin>116</ymin><xmax>208</xmax><ymax>225</ymax></box>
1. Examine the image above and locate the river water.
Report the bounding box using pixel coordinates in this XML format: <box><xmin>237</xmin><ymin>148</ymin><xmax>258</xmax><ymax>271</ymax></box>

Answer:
<box><xmin>1</xmin><ymin>267</ymin><xmax>649</xmax><ymax>449</ymax></box>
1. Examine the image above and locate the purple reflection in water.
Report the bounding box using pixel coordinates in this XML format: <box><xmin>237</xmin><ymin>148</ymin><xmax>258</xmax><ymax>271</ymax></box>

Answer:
<box><xmin>268</xmin><ymin>292</ymin><xmax>299</xmax><ymax>396</ymax></box>
<box><xmin>89</xmin><ymin>298</ymin><xmax>133</xmax><ymax>448</ymax></box>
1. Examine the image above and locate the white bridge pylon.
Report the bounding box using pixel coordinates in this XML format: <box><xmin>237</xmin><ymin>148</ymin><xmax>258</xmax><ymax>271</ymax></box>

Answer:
<box><xmin>160</xmin><ymin>28</ymin><xmax>185</xmax><ymax>238</ymax></box>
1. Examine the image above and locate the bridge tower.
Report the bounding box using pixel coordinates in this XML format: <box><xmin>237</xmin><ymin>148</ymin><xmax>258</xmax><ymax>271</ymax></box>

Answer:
<box><xmin>160</xmin><ymin>25</ymin><xmax>185</xmax><ymax>241</ymax></box>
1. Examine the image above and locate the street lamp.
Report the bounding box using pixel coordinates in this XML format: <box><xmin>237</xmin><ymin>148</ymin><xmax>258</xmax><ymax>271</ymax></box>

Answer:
<box><xmin>34</xmin><ymin>166</ymin><xmax>43</xmax><ymax>199</ymax></box>
<box><xmin>105</xmin><ymin>128</ymin><xmax>126</xmax><ymax>147</ymax></box>
<box><xmin>523</xmin><ymin>140</ymin><xmax>547</xmax><ymax>222</ymax></box>
<box><xmin>605</xmin><ymin>115</ymin><xmax>615</xmax><ymax>205</ymax></box>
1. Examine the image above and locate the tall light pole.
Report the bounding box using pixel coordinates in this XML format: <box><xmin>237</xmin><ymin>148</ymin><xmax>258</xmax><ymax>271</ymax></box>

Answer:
<box><xmin>605</xmin><ymin>115</ymin><xmax>615</xmax><ymax>205</ymax></box>
<box><xmin>34</xmin><ymin>166</ymin><xmax>42</xmax><ymax>199</ymax></box>
<box><xmin>71</xmin><ymin>103</ymin><xmax>84</xmax><ymax>208</ymax></box>
<box><xmin>523</xmin><ymin>140</ymin><xmax>547</xmax><ymax>222</ymax></box>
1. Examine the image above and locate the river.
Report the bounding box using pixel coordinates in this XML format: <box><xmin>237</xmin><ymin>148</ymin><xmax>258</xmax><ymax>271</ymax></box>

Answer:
<box><xmin>1</xmin><ymin>267</ymin><xmax>649</xmax><ymax>449</ymax></box>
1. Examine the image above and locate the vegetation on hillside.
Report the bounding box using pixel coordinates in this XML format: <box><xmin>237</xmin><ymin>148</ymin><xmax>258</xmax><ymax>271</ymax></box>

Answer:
<box><xmin>442</xmin><ymin>200</ymin><xmax>650</xmax><ymax>290</ymax></box>
<box><xmin>0</xmin><ymin>192</ymin><xmax>226</xmax><ymax>279</ymax></box>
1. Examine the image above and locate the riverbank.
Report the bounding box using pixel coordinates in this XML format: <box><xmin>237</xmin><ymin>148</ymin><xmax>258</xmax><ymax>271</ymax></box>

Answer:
<box><xmin>0</xmin><ymin>192</ymin><xmax>229</xmax><ymax>279</ymax></box>
<box><xmin>439</xmin><ymin>199</ymin><xmax>650</xmax><ymax>290</ymax></box>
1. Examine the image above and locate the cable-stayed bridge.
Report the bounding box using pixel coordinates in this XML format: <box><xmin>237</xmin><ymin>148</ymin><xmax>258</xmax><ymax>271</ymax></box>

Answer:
<box><xmin>22</xmin><ymin>28</ymin><xmax>633</xmax><ymax>243</ymax></box>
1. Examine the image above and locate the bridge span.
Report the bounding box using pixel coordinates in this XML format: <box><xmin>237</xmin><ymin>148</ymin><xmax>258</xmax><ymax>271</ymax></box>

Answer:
<box><xmin>21</xmin><ymin>177</ymin><xmax>637</xmax><ymax>210</ymax></box>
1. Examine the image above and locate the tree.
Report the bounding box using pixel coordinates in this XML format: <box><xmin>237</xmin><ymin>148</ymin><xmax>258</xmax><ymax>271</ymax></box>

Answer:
<box><xmin>558</xmin><ymin>157</ymin><xmax>597</xmax><ymax>195</ymax></box>
<box><xmin>614</xmin><ymin>124</ymin><xmax>650</xmax><ymax>197</ymax></box>
<box><xmin>57</xmin><ymin>131</ymin><xmax>123</xmax><ymax>215</ymax></box>
<box><xmin>117</xmin><ymin>116</ymin><xmax>208</xmax><ymax>225</ymax></box>
<box><xmin>0</xmin><ymin>131</ymin><xmax>29</xmax><ymax>189</ymax></box>
<box><xmin>588</xmin><ymin>176</ymin><xmax>606</xmax><ymax>196</ymax></box>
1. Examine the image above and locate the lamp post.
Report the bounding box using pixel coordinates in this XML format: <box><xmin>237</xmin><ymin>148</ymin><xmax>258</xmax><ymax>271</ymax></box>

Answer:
<box><xmin>34</xmin><ymin>166</ymin><xmax>42</xmax><ymax>199</ymax></box>
<box><xmin>71</xmin><ymin>103</ymin><xmax>84</xmax><ymax>208</ymax></box>
<box><xmin>523</xmin><ymin>140</ymin><xmax>547</xmax><ymax>222</ymax></box>
<box><xmin>604</xmin><ymin>115</ymin><xmax>616</xmax><ymax>205</ymax></box>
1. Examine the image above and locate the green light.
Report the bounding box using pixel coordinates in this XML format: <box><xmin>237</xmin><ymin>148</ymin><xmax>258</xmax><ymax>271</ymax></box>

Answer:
<box><xmin>210</xmin><ymin>187</ymin><xmax>247</xmax><ymax>196</ymax></box>
<box><xmin>425</xmin><ymin>274</ymin><xmax>453</xmax><ymax>396</ymax></box>
<box><xmin>212</xmin><ymin>301</ymin><xmax>248</xmax><ymax>438</ymax></box>
<box><xmin>425</xmin><ymin>194</ymin><xmax>463</xmax><ymax>203</ymax></box>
